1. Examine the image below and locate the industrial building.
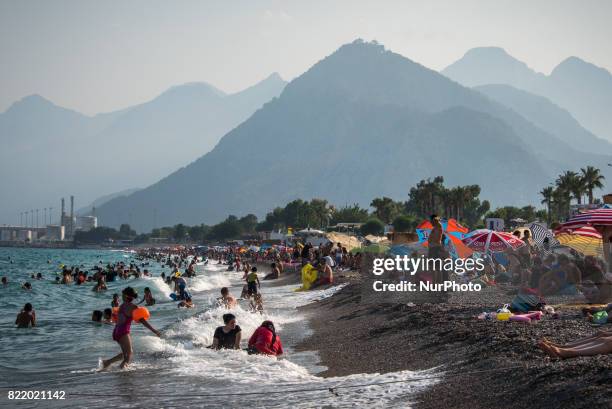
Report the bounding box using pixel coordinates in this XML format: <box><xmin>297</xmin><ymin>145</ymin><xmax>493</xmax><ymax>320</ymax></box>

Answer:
<box><xmin>0</xmin><ymin>195</ymin><xmax>96</xmax><ymax>244</ymax></box>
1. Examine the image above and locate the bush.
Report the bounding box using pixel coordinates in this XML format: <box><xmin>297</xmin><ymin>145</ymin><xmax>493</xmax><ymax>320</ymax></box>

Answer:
<box><xmin>360</xmin><ymin>218</ymin><xmax>385</xmax><ymax>236</ymax></box>
<box><xmin>392</xmin><ymin>215</ymin><xmax>415</xmax><ymax>232</ymax></box>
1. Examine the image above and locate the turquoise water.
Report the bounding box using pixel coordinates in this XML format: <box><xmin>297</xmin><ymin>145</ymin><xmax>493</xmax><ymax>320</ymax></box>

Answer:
<box><xmin>0</xmin><ymin>247</ymin><xmax>435</xmax><ymax>408</ymax></box>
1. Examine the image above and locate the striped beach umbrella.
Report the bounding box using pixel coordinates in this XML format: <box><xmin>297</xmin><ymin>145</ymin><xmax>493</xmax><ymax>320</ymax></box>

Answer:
<box><xmin>559</xmin><ymin>208</ymin><xmax>612</xmax><ymax>229</ymax></box>
<box><xmin>554</xmin><ymin>225</ymin><xmax>603</xmax><ymax>257</ymax></box>
<box><xmin>462</xmin><ymin>230</ymin><xmax>525</xmax><ymax>253</ymax></box>
<box><xmin>528</xmin><ymin>222</ymin><xmax>559</xmax><ymax>254</ymax></box>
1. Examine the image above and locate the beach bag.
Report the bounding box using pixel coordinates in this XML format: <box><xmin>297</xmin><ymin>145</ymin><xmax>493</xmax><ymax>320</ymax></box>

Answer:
<box><xmin>510</xmin><ymin>293</ymin><xmax>543</xmax><ymax>313</ymax></box>
<box><xmin>592</xmin><ymin>311</ymin><xmax>608</xmax><ymax>325</ymax></box>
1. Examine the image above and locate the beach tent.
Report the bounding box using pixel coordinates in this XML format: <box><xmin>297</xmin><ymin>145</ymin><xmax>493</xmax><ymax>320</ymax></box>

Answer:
<box><xmin>326</xmin><ymin>232</ymin><xmax>362</xmax><ymax>252</ymax></box>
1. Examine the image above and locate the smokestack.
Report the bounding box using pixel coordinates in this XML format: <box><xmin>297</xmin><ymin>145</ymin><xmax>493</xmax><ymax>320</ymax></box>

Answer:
<box><xmin>61</xmin><ymin>198</ymin><xmax>65</xmax><ymax>218</ymax></box>
<box><xmin>70</xmin><ymin>196</ymin><xmax>74</xmax><ymax>219</ymax></box>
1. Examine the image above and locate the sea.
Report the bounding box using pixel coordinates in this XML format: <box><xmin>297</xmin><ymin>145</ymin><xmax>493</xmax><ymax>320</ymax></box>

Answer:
<box><xmin>0</xmin><ymin>248</ymin><xmax>437</xmax><ymax>408</ymax></box>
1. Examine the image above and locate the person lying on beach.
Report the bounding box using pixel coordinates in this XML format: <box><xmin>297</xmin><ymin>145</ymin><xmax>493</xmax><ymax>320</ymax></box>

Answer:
<box><xmin>212</xmin><ymin>313</ymin><xmax>241</xmax><ymax>350</ymax></box>
<box><xmin>16</xmin><ymin>303</ymin><xmax>36</xmax><ymax>328</ymax></box>
<box><xmin>102</xmin><ymin>287</ymin><xmax>161</xmax><ymax>370</ymax></box>
<box><xmin>538</xmin><ymin>330</ymin><xmax>612</xmax><ymax>359</ymax></box>
<box><xmin>219</xmin><ymin>287</ymin><xmax>237</xmax><ymax>309</ymax></box>
<box><xmin>138</xmin><ymin>287</ymin><xmax>156</xmax><ymax>306</ymax></box>
<box><xmin>248</xmin><ymin>321</ymin><xmax>283</xmax><ymax>356</ymax></box>
<box><xmin>582</xmin><ymin>303</ymin><xmax>612</xmax><ymax>324</ymax></box>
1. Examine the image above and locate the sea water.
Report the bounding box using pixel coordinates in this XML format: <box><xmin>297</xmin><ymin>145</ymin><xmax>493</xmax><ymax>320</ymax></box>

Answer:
<box><xmin>0</xmin><ymin>248</ymin><xmax>438</xmax><ymax>408</ymax></box>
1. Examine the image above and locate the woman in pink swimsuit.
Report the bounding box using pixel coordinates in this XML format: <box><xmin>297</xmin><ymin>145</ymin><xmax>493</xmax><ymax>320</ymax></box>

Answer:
<box><xmin>102</xmin><ymin>287</ymin><xmax>161</xmax><ymax>370</ymax></box>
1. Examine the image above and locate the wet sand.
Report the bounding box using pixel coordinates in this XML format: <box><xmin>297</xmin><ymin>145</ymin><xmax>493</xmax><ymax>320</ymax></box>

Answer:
<box><xmin>297</xmin><ymin>275</ymin><xmax>611</xmax><ymax>409</ymax></box>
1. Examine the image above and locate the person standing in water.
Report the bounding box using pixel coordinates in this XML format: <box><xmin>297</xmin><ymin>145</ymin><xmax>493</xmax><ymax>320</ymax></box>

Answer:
<box><xmin>247</xmin><ymin>267</ymin><xmax>260</xmax><ymax>296</ymax></box>
<box><xmin>15</xmin><ymin>303</ymin><xmax>36</xmax><ymax>328</ymax></box>
<box><xmin>102</xmin><ymin>287</ymin><xmax>160</xmax><ymax>370</ymax></box>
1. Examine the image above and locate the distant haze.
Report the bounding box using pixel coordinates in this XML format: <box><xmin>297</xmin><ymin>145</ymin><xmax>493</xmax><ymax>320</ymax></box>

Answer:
<box><xmin>1</xmin><ymin>0</ymin><xmax>612</xmax><ymax>115</ymax></box>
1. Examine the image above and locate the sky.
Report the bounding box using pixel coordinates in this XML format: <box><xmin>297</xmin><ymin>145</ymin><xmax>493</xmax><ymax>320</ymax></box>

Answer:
<box><xmin>1</xmin><ymin>0</ymin><xmax>611</xmax><ymax>115</ymax></box>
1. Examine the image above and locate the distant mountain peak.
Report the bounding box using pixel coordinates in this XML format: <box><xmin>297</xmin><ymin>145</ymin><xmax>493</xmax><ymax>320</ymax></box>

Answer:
<box><xmin>5</xmin><ymin>94</ymin><xmax>54</xmax><ymax>112</ymax></box>
<box><xmin>551</xmin><ymin>56</ymin><xmax>612</xmax><ymax>80</ymax></box>
<box><xmin>160</xmin><ymin>82</ymin><xmax>227</xmax><ymax>99</ymax></box>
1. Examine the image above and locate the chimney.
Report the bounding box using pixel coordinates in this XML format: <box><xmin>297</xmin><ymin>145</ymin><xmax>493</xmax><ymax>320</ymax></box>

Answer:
<box><xmin>70</xmin><ymin>196</ymin><xmax>74</xmax><ymax>219</ymax></box>
<box><xmin>61</xmin><ymin>198</ymin><xmax>65</xmax><ymax>218</ymax></box>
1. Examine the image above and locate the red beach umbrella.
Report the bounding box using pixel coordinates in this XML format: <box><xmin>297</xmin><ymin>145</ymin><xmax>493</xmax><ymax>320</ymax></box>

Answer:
<box><xmin>462</xmin><ymin>230</ymin><xmax>525</xmax><ymax>253</ymax></box>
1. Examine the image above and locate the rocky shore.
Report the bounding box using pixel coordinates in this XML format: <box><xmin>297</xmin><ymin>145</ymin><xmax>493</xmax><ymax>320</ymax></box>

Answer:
<box><xmin>297</xmin><ymin>275</ymin><xmax>611</xmax><ymax>409</ymax></box>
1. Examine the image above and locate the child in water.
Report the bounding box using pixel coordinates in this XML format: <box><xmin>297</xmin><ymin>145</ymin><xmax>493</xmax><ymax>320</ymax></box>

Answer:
<box><xmin>178</xmin><ymin>296</ymin><xmax>194</xmax><ymax>308</ymax></box>
<box><xmin>250</xmin><ymin>293</ymin><xmax>264</xmax><ymax>314</ymax></box>
<box><xmin>101</xmin><ymin>287</ymin><xmax>161</xmax><ymax>370</ymax></box>
<box><xmin>111</xmin><ymin>293</ymin><xmax>120</xmax><ymax>308</ymax></box>
<box><xmin>16</xmin><ymin>303</ymin><xmax>36</xmax><ymax>328</ymax></box>
<box><xmin>102</xmin><ymin>308</ymin><xmax>113</xmax><ymax>324</ymax></box>
<box><xmin>138</xmin><ymin>287</ymin><xmax>156</xmax><ymax>306</ymax></box>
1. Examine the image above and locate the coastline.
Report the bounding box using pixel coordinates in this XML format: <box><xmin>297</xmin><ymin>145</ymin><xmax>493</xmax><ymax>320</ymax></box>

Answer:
<box><xmin>297</xmin><ymin>278</ymin><xmax>611</xmax><ymax>409</ymax></box>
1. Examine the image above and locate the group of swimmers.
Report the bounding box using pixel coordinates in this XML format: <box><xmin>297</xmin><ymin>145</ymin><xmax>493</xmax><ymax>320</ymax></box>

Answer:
<box><xmin>211</xmin><ymin>313</ymin><xmax>283</xmax><ymax>356</ymax></box>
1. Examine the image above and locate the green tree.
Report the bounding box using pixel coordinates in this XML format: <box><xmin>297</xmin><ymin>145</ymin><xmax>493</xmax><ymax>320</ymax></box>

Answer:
<box><xmin>370</xmin><ymin>197</ymin><xmax>402</xmax><ymax>224</ymax></box>
<box><xmin>173</xmin><ymin>224</ymin><xmax>187</xmax><ymax>241</ymax></box>
<box><xmin>330</xmin><ymin>204</ymin><xmax>369</xmax><ymax>224</ymax></box>
<box><xmin>239</xmin><ymin>214</ymin><xmax>258</xmax><ymax>233</ymax></box>
<box><xmin>581</xmin><ymin>166</ymin><xmax>605</xmax><ymax>204</ymax></box>
<box><xmin>392</xmin><ymin>215</ymin><xmax>415</xmax><ymax>232</ymax></box>
<box><xmin>118</xmin><ymin>224</ymin><xmax>136</xmax><ymax>239</ymax></box>
<box><xmin>360</xmin><ymin>218</ymin><xmax>385</xmax><ymax>236</ymax></box>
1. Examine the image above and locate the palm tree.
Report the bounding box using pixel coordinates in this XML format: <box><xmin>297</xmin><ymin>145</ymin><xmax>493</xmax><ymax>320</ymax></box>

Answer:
<box><xmin>540</xmin><ymin>186</ymin><xmax>554</xmax><ymax>224</ymax></box>
<box><xmin>581</xmin><ymin>166</ymin><xmax>605</xmax><ymax>204</ymax></box>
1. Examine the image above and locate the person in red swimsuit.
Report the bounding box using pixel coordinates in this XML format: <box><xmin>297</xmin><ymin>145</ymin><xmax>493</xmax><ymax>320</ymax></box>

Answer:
<box><xmin>248</xmin><ymin>321</ymin><xmax>283</xmax><ymax>356</ymax></box>
<box><xmin>102</xmin><ymin>287</ymin><xmax>161</xmax><ymax>370</ymax></box>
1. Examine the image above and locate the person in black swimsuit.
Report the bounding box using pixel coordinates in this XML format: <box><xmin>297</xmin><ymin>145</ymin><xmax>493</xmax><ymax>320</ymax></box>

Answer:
<box><xmin>212</xmin><ymin>313</ymin><xmax>241</xmax><ymax>350</ymax></box>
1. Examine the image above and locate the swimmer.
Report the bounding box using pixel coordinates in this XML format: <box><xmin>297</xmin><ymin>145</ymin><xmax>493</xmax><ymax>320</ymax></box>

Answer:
<box><xmin>92</xmin><ymin>310</ymin><xmax>103</xmax><ymax>322</ymax></box>
<box><xmin>103</xmin><ymin>308</ymin><xmax>113</xmax><ymax>324</ymax></box>
<box><xmin>101</xmin><ymin>287</ymin><xmax>161</xmax><ymax>370</ymax></box>
<box><xmin>22</xmin><ymin>282</ymin><xmax>32</xmax><ymax>290</ymax></box>
<box><xmin>36</xmin><ymin>273</ymin><xmax>42</xmax><ymax>280</ymax></box>
<box><xmin>1</xmin><ymin>277</ymin><xmax>7</xmax><ymax>286</ymax></box>
<box><xmin>177</xmin><ymin>297</ymin><xmax>194</xmax><ymax>308</ymax></box>
<box><xmin>138</xmin><ymin>287</ymin><xmax>156</xmax><ymax>306</ymax></box>
<box><xmin>111</xmin><ymin>293</ymin><xmax>120</xmax><ymax>308</ymax></box>
<box><xmin>219</xmin><ymin>287</ymin><xmax>237</xmax><ymax>309</ymax></box>
<box><xmin>212</xmin><ymin>313</ymin><xmax>241</xmax><ymax>350</ymax></box>
<box><xmin>247</xmin><ymin>321</ymin><xmax>283</xmax><ymax>356</ymax></box>
<box><xmin>16</xmin><ymin>303</ymin><xmax>36</xmax><ymax>328</ymax></box>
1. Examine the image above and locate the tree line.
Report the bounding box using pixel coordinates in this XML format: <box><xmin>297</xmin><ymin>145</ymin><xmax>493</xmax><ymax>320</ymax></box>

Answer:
<box><xmin>76</xmin><ymin>167</ymin><xmax>606</xmax><ymax>244</ymax></box>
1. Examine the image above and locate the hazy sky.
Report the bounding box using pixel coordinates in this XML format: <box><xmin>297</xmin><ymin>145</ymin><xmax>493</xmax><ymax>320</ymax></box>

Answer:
<box><xmin>1</xmin><ymin>0</ymin><xmax>611</xmax><ymax>115</ymax></box>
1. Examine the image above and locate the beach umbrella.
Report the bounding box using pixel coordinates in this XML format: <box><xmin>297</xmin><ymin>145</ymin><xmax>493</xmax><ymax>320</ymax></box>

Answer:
<box><xmin>416</xmin><ymin>219</ymin><xmax>473</xmax><ymax>258</ymax></box>
<box><xmin>416</xmin><ymin>218</ymin><xmax>468</xmax><ymax>243</ymax></box>
<box><xmin>555</xmin><ymin>225</ymin><xmax>603</xmax><ymax>257</ymax></box>
<box><xmin>558</xmin><ymin>208</ymin><xmax>612</xmax><ymax>230</ymax></box>
<box><xmin>528</xmin><ymin>222</ymin><xmax>559</xmax><ymax>254</ymax></box>
<box><xmin>462</xmin><ymin>230</ymin><xmax>525</xmax><ymax>253</ymax></box>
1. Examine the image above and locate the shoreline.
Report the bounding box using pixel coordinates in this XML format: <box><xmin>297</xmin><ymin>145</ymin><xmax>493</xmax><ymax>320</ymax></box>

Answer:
<box><xmin>297</xmin><ymin>278</ymin><xmax>611</xmax><ymax>409</ymax></box>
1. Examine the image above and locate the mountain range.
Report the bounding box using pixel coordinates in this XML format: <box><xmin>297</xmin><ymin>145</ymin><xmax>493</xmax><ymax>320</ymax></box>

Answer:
<box><xmin>0</xmin><ymin>73</ymin><xmax>286</xmax><ymax>225</ymax></box>
<box><xmin>443</xmin><ymin>47</ymin><xmax>612</xmax><ymax>143</ymax></box>
<box><xmin>93</xmin><ymin>40</ymin><xmax>612</xmax><ymax>232</ymax></box>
